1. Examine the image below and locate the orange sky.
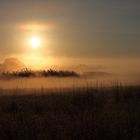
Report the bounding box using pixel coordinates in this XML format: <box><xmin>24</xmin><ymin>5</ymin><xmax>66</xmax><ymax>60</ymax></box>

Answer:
<box><xmin>0</xmin><ymin>0</ymin><xmax>139</xmax><ymax>74</ymax></box>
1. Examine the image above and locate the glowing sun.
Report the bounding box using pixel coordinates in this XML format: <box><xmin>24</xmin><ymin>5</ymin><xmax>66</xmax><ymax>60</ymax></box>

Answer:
<box><xmin>30</xmin><ymin>36</ymin><xmax>40</xmax><ymax>49</ymax></box>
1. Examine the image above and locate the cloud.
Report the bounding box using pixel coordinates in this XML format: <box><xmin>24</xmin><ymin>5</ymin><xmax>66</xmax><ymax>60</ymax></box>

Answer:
<box><xmin>0</xmin><ymin>58</ymin><xmax>25</xmax><ymax>72</ymax></box>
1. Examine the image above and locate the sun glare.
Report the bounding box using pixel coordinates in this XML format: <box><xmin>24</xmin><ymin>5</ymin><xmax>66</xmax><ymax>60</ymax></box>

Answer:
<box><xmin>30</xmin><ymin>36</ymin><xmax>40</xmax><ymax>49</ymax></box>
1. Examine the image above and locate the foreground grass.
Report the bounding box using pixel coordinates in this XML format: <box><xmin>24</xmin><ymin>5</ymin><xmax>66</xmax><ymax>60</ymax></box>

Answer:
<box><xmin>0</xmin><ymin>86</ymin><xmax>140</xmax><ymax>140</ymax></box>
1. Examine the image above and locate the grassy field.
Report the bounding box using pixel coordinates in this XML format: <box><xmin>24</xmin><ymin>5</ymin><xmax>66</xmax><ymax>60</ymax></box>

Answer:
<box><xmin>0</xmin><ymin>86</ymin><xmax>140</xmax><ymax>140</ymax></box>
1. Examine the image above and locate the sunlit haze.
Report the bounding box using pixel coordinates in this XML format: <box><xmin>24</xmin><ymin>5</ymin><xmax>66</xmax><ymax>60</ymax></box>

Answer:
<box><xmin>0</xmin><ymin>0</ymin><xmax>139</xmax><ymax>74</ymax></box>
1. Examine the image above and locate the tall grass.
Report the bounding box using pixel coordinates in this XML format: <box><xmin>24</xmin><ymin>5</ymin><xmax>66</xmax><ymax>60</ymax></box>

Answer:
<box><xmin>0</xmin><ymin>85</ymin><xmax>140</xmax><ymax>140</ymax></box>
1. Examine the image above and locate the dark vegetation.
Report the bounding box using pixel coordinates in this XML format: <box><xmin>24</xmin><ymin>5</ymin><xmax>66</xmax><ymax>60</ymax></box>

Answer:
<box><xmin>0</xmin><ymin>86</ymin><xmax>140</xmax><ymax>140</ymax></box>
<box><xmin>0</xmin><ymin>68</ymin><xmax>79</xmax><ymax>78</ymax></box>
<box><xmin>42</xmin><ymin>69</ymin><xmax>79</xmax><ymax>77</ymax></box>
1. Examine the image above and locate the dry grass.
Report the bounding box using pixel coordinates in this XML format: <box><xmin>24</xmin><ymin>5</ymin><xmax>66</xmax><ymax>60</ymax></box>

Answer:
<box><xmin>0</xmin><ymin>86</ymin><xmax>140</xmax><ymax>139</ymax></box>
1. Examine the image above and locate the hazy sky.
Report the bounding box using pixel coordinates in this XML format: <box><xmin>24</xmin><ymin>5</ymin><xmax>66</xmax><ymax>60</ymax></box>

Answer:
<box><xmin>0</xmin><ymin>0</ymin><xmax>140</xmax><ymax>65</ymax></box>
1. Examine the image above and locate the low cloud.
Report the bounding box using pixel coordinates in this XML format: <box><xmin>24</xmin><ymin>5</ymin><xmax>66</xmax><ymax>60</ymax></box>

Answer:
<box><xmin>0</xmin><ymin>58</ymin><xmax>25</xmax><ymax>72</ymax></box>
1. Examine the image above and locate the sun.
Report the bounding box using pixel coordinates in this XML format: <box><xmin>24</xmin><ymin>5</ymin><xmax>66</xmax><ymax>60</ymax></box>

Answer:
<box><xmin>30</xmin><ymin>36</ymin><xmax>40</xmax><ymax>49</ymax></box>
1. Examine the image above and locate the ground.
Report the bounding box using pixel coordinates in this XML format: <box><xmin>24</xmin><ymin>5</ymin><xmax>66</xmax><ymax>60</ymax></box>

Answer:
<box><xmin>0</xmin><ymin>86</ymin><xmax>140</xmax><ymax>140</ymax></box>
